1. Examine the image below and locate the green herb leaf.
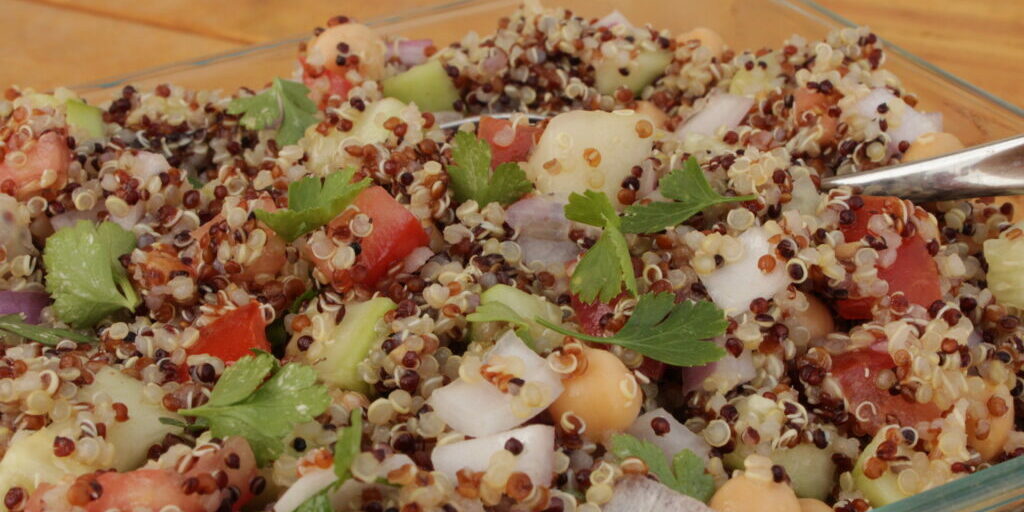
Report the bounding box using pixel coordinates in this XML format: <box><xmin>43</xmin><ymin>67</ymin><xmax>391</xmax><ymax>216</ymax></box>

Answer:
<box><xmin>290</xmin><ymin>287</ymin><xmax>319</xmax><ymax>314</ymax></box>
<box><xmin>621</xmin><ymin>157</ymin><xmax>756</xmax><ymax>234</ymax></box>
<box><xmin>294</xmin><ymin>489</ymin><xmax>333</xmax><ymax>512</ymax></box>
<box><xmin>672</xmin><ymin>449</ymin><xmax>716</xmax><ymax>502</ymax></box>
<box><xmin>256</xmin><ymin>167</ymin><xmax>370</xmax><ymax>242</ymax></box>
<box><xmin>466</xmin><ymin>302</ymin><xmax>535</xmax><ymax>347</ymax></box>
<box><xmin>564</xmin><ymin>190</ymin><xmax>636</xmax><ymax>303</ymax></box>
<box><xmin>334</xmin><ymin>408</ymin><xmax>363</xmax><ymax>482</ymax></box>
<box><xmin>447</xmin><ymin>131</ymin><xmax>533</xmax><ymax>207</ymax></box>
<box><xmin>180</xmin><ymin>352</ymin><xmax>330</xmax><ymax>466</ymax></box>
<box><xmin>43</xmin><ymin>221</ymin><xmax>139</xmax><ymax>328</ymax></box>
<box><xmin>227</xmin><ymin>78</ymin><xmax>319</xmax><ymax>146</ymax></box>
<box><xmin>0</xmin><ymin>314</ymin><xmax>97</xmax><ymax>345</ymax></box>
<box><xmin>537</xmin><ymin>292</ymin><xmax>726</xmax><ymax>366</ymax></box>
<box><xmin>611</xmin><ymin>433</ymin><xmax>715</xmax><ymax>503</ymax></box>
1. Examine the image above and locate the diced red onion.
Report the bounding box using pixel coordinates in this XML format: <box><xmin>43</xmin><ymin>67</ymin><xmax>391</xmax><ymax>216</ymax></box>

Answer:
<box><xmin>386</xmin><ymin>39</ymin><xmax>433</xmax><ymax>66</ymax></box>
<box><xmin>431</xmin><ymin>424</ymin><xmax>555</xmax><ymax>487</ymax></box>
<box><xmin>428</xmin><ymin>330</ymin><xmax>563</xmax><ymax>437</ymax></box>
<box><xmin>596</xmin><ymin>10</ymin><xmax>634</xmax><ymax>29</ymax></box>
<box><xmin>49</xmin><ymin>209</ymin><xmax>100</xmax><ymax>232</ymax></box>
<box><xmin>675</xmin><ymin>92</ymin><xmax>754</xmax><ymax>139</ymax></box>
<box><xmin>0</xmin><ymin>290</ymin><xmax>50</xmax><ymax>324</ymax></box>
<box><xmin>681</xmin><ymin>344</ymin><xmax>755</xmax><ymax>395</ymax></box>
<box><xmin>604</xmin><ymin>476</ymin><xmax>714</xmax><ymax>512</ymax></box>
<box><xmin>699</xmin><ymin>227</ymin><xmax>789</xmax><ymax>314</ymax></box>
<box><xmin>506</xmin><ymin>196</ymin><xmax>580</xmax><ymax>265</ymax></box>
<box><xmin>402</xmin><ymin>246</ymin><xmax>434</xmax><ymax>273</ymax></box>
<box><xmin>627</xmin><ymin>408</ymin><xmax>711</xmax><ymax>461</ymax></box>
<box><xmin>481</xmin><ymin>50</ymin><xmax>509</xmax><ymax>75</ymax></box>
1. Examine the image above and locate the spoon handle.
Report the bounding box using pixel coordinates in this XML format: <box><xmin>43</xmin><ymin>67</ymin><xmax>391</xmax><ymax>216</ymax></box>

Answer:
<box><xmin>821</xmin><ymin>134</ymin><xmax>1024</xmax><ymax>202</ymax></box>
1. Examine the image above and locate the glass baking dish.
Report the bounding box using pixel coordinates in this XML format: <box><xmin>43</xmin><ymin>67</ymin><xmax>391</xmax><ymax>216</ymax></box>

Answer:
<box><xmin>70</xmin><ymin>0</ymin><xmax>1024</xmax><ymax>510</ymax></box>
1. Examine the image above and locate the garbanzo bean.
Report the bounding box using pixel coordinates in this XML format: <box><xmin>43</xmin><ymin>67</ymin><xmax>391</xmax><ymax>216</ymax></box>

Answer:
<box><xmin>799</xmin><ymin>498</ymin><xmax>834</xmax><ymax>512</ymax></box>
<box><xmin>311</xmin><ymin>22</ymin><xmax>387</xmax><ymax>80</ymax></box>
<box><xmin>676</xmin><ymin>27</ymin><xmax>726</xmax><ymax>58</ymax></box>
<box><xmin>710</xmin><ymin>471</ymin><xmax>802</xmax><ymax>512</ymax></box>
<box><xmin>548</xmin><ymin>347</ymin><xmax>641</xmax><ymax>442</ymax></box>
<box><xmin>903</xmin><ymin>132</ymin><xmax>964</xmax><ymax>162</ymax></box>
<box><xmin>634</xmin><ymin>101</ymin><xmax>670</xmax><ymax>129</ymax></box>
<box><xmin>790</xmin><ymin>295</ymin><xmax>834</xmax><ymax>344</ymax></box>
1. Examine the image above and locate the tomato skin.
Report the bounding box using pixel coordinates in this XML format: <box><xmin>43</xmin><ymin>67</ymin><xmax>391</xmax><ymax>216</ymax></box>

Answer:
<box><xmin>0</xmin><ymin>131</ymin><xmax>71</xmax><ymax>200</ymax></box>
<box><xmin>836</xmin><ymin>196</ymin><xmax>941</xmax><ymax>319</ymax></box>
<box><xmin>352</xmin><ymin>186</ymin><xmax>429</xmax><ymax>285</ymax></box>
<box><xmin>830</xmin><ymin>349</ymin><xmax>942</xmax><ymax>435</ymax></box>
<box><xmin>86</xmin><ymin>469</ymin><xmax>204</xmax><ymax>512</ymax></box>
<box><xmin>570</xmin><ymin>294</ymin><xmax>617</xmax><ymax>337</ymax></box>
<box><xmin>300</xmin><ymin>57</ymin><xmax>353</xmax><ymax>107</ymax></box>
<box><xmin>188</xmin><ymin>302</ymin><xmax>270</xmax><ymax>364</ymax></box>
<box><xmin>477</xmin><ymin>117</ymin><xmax>541</xmax><ymax>167</ymax></box>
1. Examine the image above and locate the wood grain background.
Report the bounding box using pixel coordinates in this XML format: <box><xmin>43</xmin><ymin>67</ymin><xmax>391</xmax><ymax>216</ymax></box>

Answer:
<box><xmin>1</xmin><ymin>0</ymin><xmax>1021</xmax><ymax>108</ymax></box>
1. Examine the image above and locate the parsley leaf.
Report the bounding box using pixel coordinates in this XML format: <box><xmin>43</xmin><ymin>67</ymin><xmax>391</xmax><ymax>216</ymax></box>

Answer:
<box><xmin>0</xmin><ymin>314</ymin><xmax>97</xmax><ymax>345</ymax></box>
<box><xmin>180</xmin><ymin>352</ymin><xmax>330</xmax><ymax>466</ymax></box>
<box><xmin>610</xmin><ymin>433</ymin><xmax>715</xmax><ymax>503</ymax></box>
<box><xmin>537</xmin><ymin>292</ymin><xmax>726</xmax><ymax>366</ymax></box>
<box><xmin>42</xmin><ymin>221</ymin><xmax>139</xmax><ymax>328</ymax></box>
<box><xmin>227</xmin><ymin>78</ymin><xmax>319</xmax><ymax>146</ymax></box>
<box><xmin>334</xmin><ymin>408</ymin><xmax>363</xmax><ymax>482</ymax></box>
<box><xmin>294</xmin><ymin>490</ymin><xmax>333</xmax><ymax>512</ymax></box>
<box><xmin>564</xmin><ymin>190</ymin><xmax>636</xmax><ymax>303</ymax></box>
<box><xmin>447</xmin><ymin>131</ymin><xmax>533</xmax><ymax>207</ymax></box>
<box><xmin>466</xmin><ymin>302</ymin><xmax>535</xmax><ymax>347</ymax></box>
<box><xmin>621</xmin><ymin>157</ymin><xmax>756</xmax><ymax>234</ymax></box>
<box><xmin>255</xmin><ymin>168</ymin><xmax>370</xmax><ymax>242</ymax></box>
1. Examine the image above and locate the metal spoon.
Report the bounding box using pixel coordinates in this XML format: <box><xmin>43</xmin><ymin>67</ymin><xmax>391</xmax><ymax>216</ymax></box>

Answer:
<box><xmin>820</xmin><ymin>134</ymin><xmax>1024</xmax><ymax>202</ymax></box>
<box><xmin>441</xmin><ymin>113</ymin><xmax>1024</xmax><ymax>203</ymax></box>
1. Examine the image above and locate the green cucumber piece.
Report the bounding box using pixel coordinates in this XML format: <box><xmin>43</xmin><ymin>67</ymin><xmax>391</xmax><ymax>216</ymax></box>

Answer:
<box><xmin>84</xmin><ymin>367</ymin><xmax>183</xmax><ymax>471</ymax></box>
<box><xmin>381</xmin><ymin>60</ymin><xmax>460</xmax><ymax>112</ymax></box>
<box><xmin>471</xmin><ymin>284</ymin><xmax>563</xmax><ymax>349</ymax></box>
<box><xmin>723</xmin><ymin>442</ymin><xmax>835</xmax><ymax>500</ymax></box>
<box><xmin>66</xmin><ymin>98</ymin><xmax>105</xmax><ymax>140</ymax></box>
<box><xmin>853</xmin><ymin>427</ymin><xmax>912</xmax><ymax>507</ymax></box>
<box><xmin>0</xmin><ymin>422</ymin><xmax>98</xmax><ymax>499</ymax></box>
<box><xmin>595</xmin><ymin>50</ymin><xmax>672</xmax><ymax>96</ymax></box>
<box><xmin>308</xmin><ymin>297</ymin><xmax>396</xmax><ymax>394</ymax></box>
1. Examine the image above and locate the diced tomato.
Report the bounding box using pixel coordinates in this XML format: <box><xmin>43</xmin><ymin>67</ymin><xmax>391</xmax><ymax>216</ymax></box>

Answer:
<box><xmin>188</xmin><ymin>302</ymin><xmax>270</xmax><ymax>366</ymax></box>
<box><xmin>300</xmin><ymin>57</ymin><xmax>353</xmax><ymax>107</ymax></box>
<box><xmin>27</xmin><ymin>437</ymin><xmax>258</xmax><ymax>512</ymax></box>
<box><xmin>570</xmin><ymin>294</ymin><xmax>620</xmax><ymax>337</ymax></box>
<box><xmin>793</xmin><ymin>87</ymin><xmax>839</xmax><ymax>145</ymax></box>
<box><xmin>830</xmin><ymin>349</ymin><xmax>942</xmax><ymax>435</ymax></box>
<box><xmin>477</xmin><ymin>116</ymin><xmax>542</xmax><ymax>167</ymax></box>
<box><xmin>352</xmin><ymin>186</ymin><xmax>430</xmax><ymax>285</ymax></box>
<box><xmin>836</xmin><ymin>196</ymin><xmax>941</xmax><ymax>319</ymax></box>
<box><xmin>839</xmin><ymin>196</ymin><xmax>903</xmax><ymax>243</ymax></box>
<box><xmin>0</xmin><ymin>131</ymin><xmax>70</xmax><ymax>200</ymax></box>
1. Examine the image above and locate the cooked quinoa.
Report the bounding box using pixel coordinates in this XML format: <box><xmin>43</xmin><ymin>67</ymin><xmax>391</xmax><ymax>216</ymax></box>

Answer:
<box><xmin>0</xmin><ymin>3</ymin><xmax>1021</xmax><ymax>512</ymax></box>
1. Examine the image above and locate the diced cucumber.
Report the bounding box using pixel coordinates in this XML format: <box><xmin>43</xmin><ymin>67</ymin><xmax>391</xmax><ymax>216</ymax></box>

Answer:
<box><xmin>381</xmin><ymin>60</ymin><xmax>460</xmax><ymax>112</ymax></box>
<box><xmin>82</xmin><ymin>367</ymin><xmax>183</xmax><ymax>471</ymax></box>
<box><xmin>594</xmin><ymin>50</ymin><xmax>672</xmax><ymax>96</ymax></box>
<box><xmin>722</xmin><ymin>442</ymin><xmax>835</xmax><ymax>500</ymax></box>
<box><xmin>470</xmin><ymin>284</ymin><xmax>564</xmax><ymax>351</ymax></box>
<box><xmin>65</xmin><ymin>98</ymin><xmax>105</xmax><ymax>140</ymax></box>
<box><xmin>0</xmin><ymin>422</ymin><xmax>98</xmax><ymax>499</ymax></box>
<box><xmin>297</xmin><ymin>297</ymin><xmax>396</xmax><ymax>394</ymax></box>
<box><xmin>853</xmin><ymin>427</ymin><xmax>912</xmax><ymax>507</ymax></box>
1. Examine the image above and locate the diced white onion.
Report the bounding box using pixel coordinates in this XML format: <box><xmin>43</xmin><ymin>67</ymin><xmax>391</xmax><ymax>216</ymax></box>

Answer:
<box><xmin>431</xmin><ymin>424</ymin><xmax>555</xmax><ymax>487</ymax></box>
<box><xmin>699</xmin><ymin>227</ymin><xmax>789</xmax><ymax>314</ymax></box>
<box><xmin>626</xmin><ymin>408</ymin><xmax>711</xmax><ymax>461</ymax></box>
<box><xmin>675</xmin><ymin>92</ymin><xmax>754</xmax><ymax>139</ymax></box>
<box><xmin>603</xmin><ymin>476</ymin><xmax>714</xmax><ymax>512</ymax></box>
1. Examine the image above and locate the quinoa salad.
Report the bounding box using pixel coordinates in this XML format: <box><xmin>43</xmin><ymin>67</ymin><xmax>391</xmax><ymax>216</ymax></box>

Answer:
<box><xmin>1</xmin><ymin>2</ymin><xmax>1022</xmax><ymax>511</ymax></box>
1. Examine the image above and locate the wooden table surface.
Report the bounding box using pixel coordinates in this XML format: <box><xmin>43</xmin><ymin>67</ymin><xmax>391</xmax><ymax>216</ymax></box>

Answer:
<box><xmin>1</xmin><ymin>0</ymin><xmax>1022</xmax><ymax>109</ymax></box>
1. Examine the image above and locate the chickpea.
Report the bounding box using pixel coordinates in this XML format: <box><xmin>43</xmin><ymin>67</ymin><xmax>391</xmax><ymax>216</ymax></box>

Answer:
<box><xmin>548</xmin><ymin>347</ymin><xmax>641</xmax><ymax>442</ymax></box>
<box><xmin>311</xmin><ymin>22</ymin><xmax>387</xmax><ymax>80</ymax></box>
<box><xmin>676</xmin><ymin>27</ymin><xmax>726</xmax><ymax>58</ymax></box>
<box><xmin>902</xmin><ymin>132</ymin><xmax>964</xmax><ymax>163</ymax></box>
<box><xmin>966</xmin><ymin>382</ymin><xmax>1014</xmax><ymax>461</ymax></box>
<box><xmin>799</xmin><ymin>498</ymin><xmax>833</xmax><ymax>512</ymax></box>
<box><xmin>790</xmin><ymin>295</ymin><xmax>834</xmax><ymax>344</ymax></box>
<box><xmin>634</xmin><ymin>101</ymin><xmax>669</xmax><ymax>129</ymax></box>
<box><xmin>710</xmin><ymin>472</ymin><xmax>802</xmax><ymax>512</ymax></box>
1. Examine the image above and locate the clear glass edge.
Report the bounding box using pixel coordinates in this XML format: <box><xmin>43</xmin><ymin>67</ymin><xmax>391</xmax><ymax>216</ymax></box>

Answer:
<box><xmin>69</xmin><ymin>0</ymin><xmax>1024</xmax><ymax>510</ymax></box>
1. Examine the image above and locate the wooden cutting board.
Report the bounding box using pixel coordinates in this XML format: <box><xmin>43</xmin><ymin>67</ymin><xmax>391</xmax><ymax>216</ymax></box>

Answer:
<box><xmin>1</xmin><ymin>0</ymin><xmax>1021</xmax><ymax>108</ymax></box>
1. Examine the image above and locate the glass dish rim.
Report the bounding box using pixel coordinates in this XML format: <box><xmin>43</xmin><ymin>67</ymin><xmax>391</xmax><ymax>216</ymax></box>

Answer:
<box><xmin>67</xmin><ymin>0</ymin><xmax>1024</xmax><ymax>510</ymax></box>
<box><xmin>71</xmin><ymin>0</ymin><xmax>1024</xmax><ymax>121</ymax></box>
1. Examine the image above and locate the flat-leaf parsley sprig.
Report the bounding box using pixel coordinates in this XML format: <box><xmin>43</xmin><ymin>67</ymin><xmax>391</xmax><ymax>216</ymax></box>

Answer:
<box><xmin>446</xmin><ymin>131</ymin><xmax>533</xmax><ymax>207</ymax></box>
<box><xmin>621</xmin><ymin>157</ymin><xmax>756</xmax><ymax>234</ymax></box>
<box><xmin>538</xmin><ymin>292</ymin><xmax>727</xmax><ymax>367</ymax></box>
<box><xmin>564</xmin><ymin>190</ymin><xmax>637</xmax><ymax>304</ymax></box>
<box><xmin>227</xmin><ymin>78</ymin><xmax>319</xmax><ymax>146</ymax></box>
<box><xmin>255</xmin><ymin>167</ymin><xmax>370</xmax><ymax>242</ymax></box>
